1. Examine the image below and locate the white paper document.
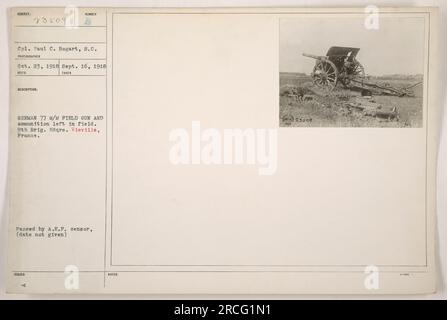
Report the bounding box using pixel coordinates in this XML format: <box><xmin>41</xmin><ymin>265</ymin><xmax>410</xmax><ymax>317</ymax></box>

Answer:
<box><xmin>6</xmin><ymin>7</ymin><xmax>439</xmax><ymax>294</ymax></box>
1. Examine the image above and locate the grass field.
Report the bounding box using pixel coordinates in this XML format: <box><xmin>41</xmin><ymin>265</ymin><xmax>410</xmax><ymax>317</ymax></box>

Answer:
<box><xmin>279</xmin><ymin>73</ymin><xmax>423</xmax><ymax>128</ymax></box>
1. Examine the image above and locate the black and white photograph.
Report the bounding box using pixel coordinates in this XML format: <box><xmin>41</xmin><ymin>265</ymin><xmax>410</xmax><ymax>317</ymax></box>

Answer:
<box><xmin>279</xmin><ymin>16</ymin><xmax>426</xmax><ymax>127</ymax></box>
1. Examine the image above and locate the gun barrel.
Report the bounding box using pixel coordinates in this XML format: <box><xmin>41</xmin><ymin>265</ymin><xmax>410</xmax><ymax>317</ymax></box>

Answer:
<box><xmin>302</xmin><ymin>53</ymin><xmax>322</xmax><ymax>60</ymax></box>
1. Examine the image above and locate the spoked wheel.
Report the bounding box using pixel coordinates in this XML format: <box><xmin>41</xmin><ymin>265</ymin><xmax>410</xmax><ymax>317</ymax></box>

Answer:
<box><xmin>341</xmin><ymin>59</ymin><xmax>365</xmax><ymax>88</ymax></box>
<box><xmin>311</xmin><ymin>59</ymin><xmax>338</xmax><ymax>91</ymax></box>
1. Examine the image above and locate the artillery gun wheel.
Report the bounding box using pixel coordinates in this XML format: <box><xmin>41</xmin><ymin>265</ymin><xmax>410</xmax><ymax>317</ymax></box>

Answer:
<box><xmin>341</xmin><ymin>59</ymin><xmax>365</xmax><ymax>88</ymax></box>
<box><xmin>311</xmin><ymin>59</ymin><xmax>338</xmax><ymax>91</ymax></box>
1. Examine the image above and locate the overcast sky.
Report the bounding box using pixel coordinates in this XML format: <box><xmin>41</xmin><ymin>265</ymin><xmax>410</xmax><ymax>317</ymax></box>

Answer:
<box><xmin>279</xmin><ymin>16</ymin><xmax>425</xmax><ymax>76</ymax></box>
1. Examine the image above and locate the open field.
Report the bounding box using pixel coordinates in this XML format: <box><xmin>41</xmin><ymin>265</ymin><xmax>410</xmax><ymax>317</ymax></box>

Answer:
<box><xmin>279</xmin><ymin>73</ymin><xmax>423</xmax><ymax>128</ymax></box>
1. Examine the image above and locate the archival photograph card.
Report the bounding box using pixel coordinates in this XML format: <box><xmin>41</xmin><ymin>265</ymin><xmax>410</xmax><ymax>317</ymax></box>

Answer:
<box><xmin>6</xmin><ymin>7</ymin><xmax>439</xmax><ymax>294</ymax></box>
